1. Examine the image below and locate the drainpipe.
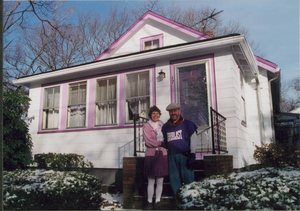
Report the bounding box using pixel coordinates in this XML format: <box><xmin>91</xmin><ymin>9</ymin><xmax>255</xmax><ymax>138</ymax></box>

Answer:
<box><xmin>268</xmin><ymin>70</ymin><xmax>280</xmax><ymax>142</ymax></box>
<box><xmin>254</xmin><ymin>73</ymin><xmax>266</xmax><ymax>145</ymax></box>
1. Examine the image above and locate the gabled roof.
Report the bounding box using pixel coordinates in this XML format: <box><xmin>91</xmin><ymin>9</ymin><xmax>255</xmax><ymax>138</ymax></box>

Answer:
<box><xmin>95</xmin><ymin>11</ymin><xmax>211</xmax><ymax>60</ymax></box>
<box><xmin>95</xmin><ymin>10</ymin><xmax>278</xmax><ymax>74</ymax></box>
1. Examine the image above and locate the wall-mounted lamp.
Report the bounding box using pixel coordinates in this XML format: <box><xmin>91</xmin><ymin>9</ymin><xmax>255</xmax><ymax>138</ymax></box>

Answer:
<box><xmin>158</xmin><ymin>70</ymin><xmax>166</xmax><ymax>80</ymax></box>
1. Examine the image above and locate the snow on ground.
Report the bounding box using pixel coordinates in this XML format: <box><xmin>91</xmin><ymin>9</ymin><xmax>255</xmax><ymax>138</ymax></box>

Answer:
<box><xmin>101</xmin><ymin>192</ymin><xmax>123</xmax><ymax>210</ymax></box>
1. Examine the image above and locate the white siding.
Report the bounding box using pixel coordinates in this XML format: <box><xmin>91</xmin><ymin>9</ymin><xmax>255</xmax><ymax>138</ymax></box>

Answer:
<box><xmin>214</xmin><ymin>50</ymin><xmax>261</xmax><ymax>169</ymax></box>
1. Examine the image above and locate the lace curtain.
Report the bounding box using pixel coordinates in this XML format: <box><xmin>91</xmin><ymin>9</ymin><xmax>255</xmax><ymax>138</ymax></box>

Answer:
<box><xmin>95</xmin><ymin>78</ymin><xmax>117</xmax><ymax>125</ymax></box>
<box><xmin>126</xmin><ymin>72</ymin><xmax>149</xmax><ymax>121</ymax></box>
<box><xmin>43</xmin><ymin>87</ymin><xmax>60</xmax><ymax>129</ymax></box>
<box><xmin>68</xmin><ymin>83</ymin><xmax>87</xmax><ymax>127</ymax></box>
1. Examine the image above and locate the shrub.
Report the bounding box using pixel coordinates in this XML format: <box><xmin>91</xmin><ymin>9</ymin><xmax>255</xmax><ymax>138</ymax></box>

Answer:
<box><xmin>177</xmin><ymin>167</ymin><xmax>300</xmax><ymax>210</ymax></box>
<box><xmin>253</xmin><ymin>142</ymin><xmax>300</xmax><ymax>168</ymax></box>
<box><xmin>3</xmin><ymin>88</ymin><xmax>33</xmax><ymax>170</ymax></box>
<box><xmin>3</xmin><ymin>169</ymin><xmax>102</xmax><ymax>210</ymax></box>
<box><xmin>33</xmin><ymin>153</ymin><xmax>93</xmax><ymax>172</ymax></box>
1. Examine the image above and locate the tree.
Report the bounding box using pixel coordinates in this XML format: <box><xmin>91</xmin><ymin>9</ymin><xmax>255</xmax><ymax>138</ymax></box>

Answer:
<box><xmin>4</xmin><ymin>0</ymin><xmax>264</xmax><ymax>91</ymax></box>
<box><xmin>3</xmin><ymin>1</ymin><xmax>74</xmax><ymax>90</ymax></box>
<box><xmin>3</xmin><ymin>88</ymin><xmax>33</xmax><ymax>170</ymax></box>
<box><xmin>280</xmin><ymin>78</ymin><xmax>300</xmax><ymax>112</ymax></box>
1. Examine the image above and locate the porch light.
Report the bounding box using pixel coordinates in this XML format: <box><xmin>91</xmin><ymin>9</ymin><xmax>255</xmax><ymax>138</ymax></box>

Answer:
<box><xmin>158</xmin><ymin>70</ymin><xmax>166</xmax><ymax>80</ymax></box>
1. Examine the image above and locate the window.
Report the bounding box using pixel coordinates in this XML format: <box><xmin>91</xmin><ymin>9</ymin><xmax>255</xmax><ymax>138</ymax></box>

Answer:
<box><xmin>67</xmin><ymin>82</ymin><xmax>87</xmax><ymax>128</ymax></box>
<box><xmin>144</xmin><ymin>39</ymin><xmax>159</xmax><ymax>50</ymax></box>
<box><xmin>175</xmin><ymin>63</ymin><xmax>209</xmax><ymax>127</ymax></box>
<box><xmin>140</xmin><ymin>34</ymin><xmax>163</xmax><ymax>51</ymax></box>
<box><xmin>95</xmin><ymin>77</ymin><xmax>117</xmax><ymax>125</ymax></box>
<box><xmin>42</xmin><ymin>86</ymin><xmax>60</xmax><ymax>129</ymax></box>
<box><xmin>125</xmin><ymin>71</ymin><xmax>150</xmax><ymax>122</ymax></box>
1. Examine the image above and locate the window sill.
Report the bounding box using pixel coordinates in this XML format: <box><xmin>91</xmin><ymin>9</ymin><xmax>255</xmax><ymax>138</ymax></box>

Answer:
<box><xmin>37</xmin><ymin>125</ymin><xmax>135</xmax><ymax>134</ymax></box>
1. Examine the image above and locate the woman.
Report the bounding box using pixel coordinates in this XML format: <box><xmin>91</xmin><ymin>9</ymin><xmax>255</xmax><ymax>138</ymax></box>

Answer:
<box><xmin>143</xmin><ymin>106</ymin><xmax>168</xmax><ymax>210</ymax></box>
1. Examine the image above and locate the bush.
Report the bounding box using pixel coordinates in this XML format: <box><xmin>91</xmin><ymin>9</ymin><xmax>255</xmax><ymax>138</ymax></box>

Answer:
<box><xmin>3</xmin><ymin>169</ymin><xmax>102</xmax><ymax>210</ymax></box>
<box><xmin>3</xmin><ymin>88</ymin><xmax>33</xmax><ymax>170</ymax></box>
<box><xmin>33</xmin><ymin>153</ymin><xmax>93</xmax><ymax>172</ymax></box>
<box><xmin>177</xmin><ymin>167</ymin><xmax>300</xmax><ymax>210</ymax></box>
<box><xmin>253</xmin><ymin>142</ymin><xmax>300</xmax><ymax>168</ymax></box>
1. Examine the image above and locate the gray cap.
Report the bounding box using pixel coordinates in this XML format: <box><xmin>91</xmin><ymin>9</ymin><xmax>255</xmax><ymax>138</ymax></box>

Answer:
<box><xmin>166</xmin><ymin>103</ymin><xmax>181</xmax><ymax>111</ymax></box>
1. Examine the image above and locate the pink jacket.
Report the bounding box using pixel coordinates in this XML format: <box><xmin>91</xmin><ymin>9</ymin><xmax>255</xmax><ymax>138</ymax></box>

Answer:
<box><xmin>143</xmin><ymin>121</ymin><xmax>168</xmax><ymax>156</ymax></box>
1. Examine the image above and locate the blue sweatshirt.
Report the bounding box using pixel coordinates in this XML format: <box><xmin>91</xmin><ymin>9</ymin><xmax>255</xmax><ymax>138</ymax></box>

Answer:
<box><xmin>162</xmin><ymin>119</ymin><xmax>197</xmax><ymax>155</ymax></box>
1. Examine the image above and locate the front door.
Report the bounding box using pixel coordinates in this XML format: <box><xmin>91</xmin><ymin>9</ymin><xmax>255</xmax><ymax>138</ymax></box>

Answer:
<box><xmin>176</xmin><ymin>63</ymin><xmax>209</xmax><ymax>128</ymax></box>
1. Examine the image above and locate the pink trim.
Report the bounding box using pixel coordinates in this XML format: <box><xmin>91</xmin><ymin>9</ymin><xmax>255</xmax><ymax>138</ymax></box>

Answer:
<box><xmin>152</xmin><ymin>67</ymin><xmax>156</xmax><ymax>105</ymax></box>
<box><xmin>37</xmin><ymin>125</ymin><xmax>142</xmax><ymax>134</ymax></box>
<box><xmin>95</xmin><ymin>11</ymin><xmax>209</xmax><ymax>60</ymax></box>
<box><xmin>119</xmin><ymin>74</ymin><xmax>125</xmax><ymax>126</ymax></box>
<box><xmin>170</xmin><ymin>64</ymin><xmax>175</xmax><ymax>103</ymax></box>
<box><xmin>38</xmin><ymin>88</ymin><xmax>44</xmax><ymax>132</ymax></box>
<box><xmin>60</xmin><ymin>84</ymin><xmax>68</xmax><ymax>130</ymax></box>
<box><xmin>210</xmin><ymin>56</ymin><xmax>218</xmax><ymax>110</ymax></box>
<box><xmin>255</xmin><ymin>56</ymin><xmax>278</xmax><ymax>73</ymax></box>
<box><xmin>140</xmin><ymin>34</ymin><xmax>163</xmax><ymax>51</ymax></box>
<box><xmin>169</xmin><ymin>54</ymin><xmax>217</xmax><ymax>110</ymax></box>
<box><xmin>88</xmin><ymin>79</ymin><xmax>96</xmax><ymax>128</ymax></box>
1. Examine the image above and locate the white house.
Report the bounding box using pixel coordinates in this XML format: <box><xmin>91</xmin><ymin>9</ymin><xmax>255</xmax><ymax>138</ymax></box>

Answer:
<box><xmin>14</xmin><ymin>11</ymin><xmax>280</xmax><ymax>186</ymax></box>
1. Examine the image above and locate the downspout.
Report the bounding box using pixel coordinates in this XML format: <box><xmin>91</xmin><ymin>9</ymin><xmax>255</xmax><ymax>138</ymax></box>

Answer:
<box><xmin>254</xmin><ymin>73</ymin><xmax>266</xmax><ymax>144</ymax></box>
<box><xmin>268</xmin><ymin>70</ymin><xmax>280</xmax><ymax>142</ymax></box>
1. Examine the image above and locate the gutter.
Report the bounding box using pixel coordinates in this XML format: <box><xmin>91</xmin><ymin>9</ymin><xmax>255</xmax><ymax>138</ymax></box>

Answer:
<box><xmin>268</xmin><ymin>69</ymin><xmax>280</xmax><ymax>142</ymax></box>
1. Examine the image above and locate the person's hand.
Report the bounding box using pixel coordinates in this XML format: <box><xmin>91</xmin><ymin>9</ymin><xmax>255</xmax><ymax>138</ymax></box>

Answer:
<box><xmin>160</xmin><ymin>141</ymin><xmax>167</xmax><ymax>149</ymax></box>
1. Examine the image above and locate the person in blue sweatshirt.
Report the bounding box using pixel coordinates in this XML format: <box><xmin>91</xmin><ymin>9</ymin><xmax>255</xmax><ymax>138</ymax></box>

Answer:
<box><xmin>161</xmin><ymin>103</ymin><xmax>197</xmax><ymax>195</ymax></box>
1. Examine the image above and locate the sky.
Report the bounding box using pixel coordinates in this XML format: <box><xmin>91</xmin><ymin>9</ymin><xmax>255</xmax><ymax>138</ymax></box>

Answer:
<box><xmin>63</xmin><ymin>0</ymin><xmax>299</xmax><ymax>83</ymax></box>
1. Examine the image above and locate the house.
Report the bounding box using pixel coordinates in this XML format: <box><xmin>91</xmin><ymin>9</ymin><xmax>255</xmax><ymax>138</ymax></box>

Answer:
<box><xmin>13</xmin><ymin>11</ymin><xmax>280</xmax><ymax>187</ymax></box>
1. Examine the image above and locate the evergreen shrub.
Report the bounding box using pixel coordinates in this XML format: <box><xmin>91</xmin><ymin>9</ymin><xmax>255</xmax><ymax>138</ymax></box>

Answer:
<box><xmin>33</xmin><ymin>153</ymin><xmax>93</xmax><ymax>172</ymax></box>
<box><xmin>253</xmin><ymin>142</ymin><xmax>299</xmax><ymax>168</ymax></box>
<box><xmin>3</xmin><ymin>169</ymin><xmax>102</xmax><ymax>210</ymax></box>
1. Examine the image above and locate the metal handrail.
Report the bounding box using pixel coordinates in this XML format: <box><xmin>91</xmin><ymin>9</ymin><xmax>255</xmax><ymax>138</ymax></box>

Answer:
<box><xmin>133</xmin><ymin>114</ymin><xmax>148</xmax><ymax>156</ymax></box>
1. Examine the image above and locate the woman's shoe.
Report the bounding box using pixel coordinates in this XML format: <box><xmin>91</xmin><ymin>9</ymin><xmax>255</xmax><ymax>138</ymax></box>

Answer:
<box><xmin>154</xmin><ymin>201</ymin><xmax>161</xmax><ymax>210</ymax></box>
<box><xmin>144</xmin><ymin>202</ymin><xmax>153</xmax><ymax>210</ymax></box>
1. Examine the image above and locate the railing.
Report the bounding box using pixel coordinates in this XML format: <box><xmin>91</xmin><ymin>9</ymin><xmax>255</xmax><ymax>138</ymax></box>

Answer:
<box><xmin>132</xmin><ymin>107</ymin><xmax>227</xmax><ymax>156</ymax></box>
<box><xmin>133</xmin><ymin>114</ymin><xmax>148</xmax><ymax>156</ymax></box>
<box><xmin>210</xmin><ymin>107</ymin><xmax>227</xmax><ymax>154</ymax></box>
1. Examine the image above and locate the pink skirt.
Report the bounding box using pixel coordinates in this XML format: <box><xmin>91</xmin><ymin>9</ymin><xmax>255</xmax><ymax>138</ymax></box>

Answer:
<box><xmin>144</xmin><ymin>150</ymin><xmax>169</xmax><ymax>177</ymax></box>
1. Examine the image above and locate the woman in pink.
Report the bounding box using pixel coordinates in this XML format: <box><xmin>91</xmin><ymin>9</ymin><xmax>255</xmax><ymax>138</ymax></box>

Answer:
<box><xmin>143</xmin><ymin>106</ymin><xmax>168</xmax><ymax>209</ymax></box>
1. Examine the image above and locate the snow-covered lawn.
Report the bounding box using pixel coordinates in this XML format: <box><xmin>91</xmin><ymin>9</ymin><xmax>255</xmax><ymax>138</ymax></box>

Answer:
<box><xmin>177</xmin><ymin>167</ymin><xmax>300</xmax><ymax>210</ymax></box>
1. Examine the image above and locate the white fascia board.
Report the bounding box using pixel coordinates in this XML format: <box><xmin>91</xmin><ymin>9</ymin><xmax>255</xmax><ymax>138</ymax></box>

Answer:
<box><xmin>238</xmin><ymin>38</ymin><xmax>259</xmax><ymax>77</ymax></box>
<box><xmin>14</xmin><ymin>35</ymin><xmax>253</xmax><ymax>86</ymax></box>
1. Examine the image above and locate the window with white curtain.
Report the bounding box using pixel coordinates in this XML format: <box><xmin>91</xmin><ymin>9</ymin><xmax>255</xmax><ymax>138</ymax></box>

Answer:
<box><xmin>42</xmin><ymin>86</ymin><xmax>60</xmax><ymax>129</ymax></box>
<box><xmin>67</xmin><ymin>82</ymin><xmax>87</xmax><ymax>128</ymax></box>
<box><xmin>126</xmin><ymin>71</ymin><xmax>150</xmax><ymax>122</ymax></box>
<box><xmin>95</xmin><ymin>77</ymin><xmax>117</xmax><ymax>125</ymax></box>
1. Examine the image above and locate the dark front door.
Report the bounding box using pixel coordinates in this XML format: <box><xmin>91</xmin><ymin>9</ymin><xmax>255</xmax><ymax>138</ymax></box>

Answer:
<box><xmin>176</xmin><ymin>63</ymin><xmax>209</xmax><ymax>127</ymax></box>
